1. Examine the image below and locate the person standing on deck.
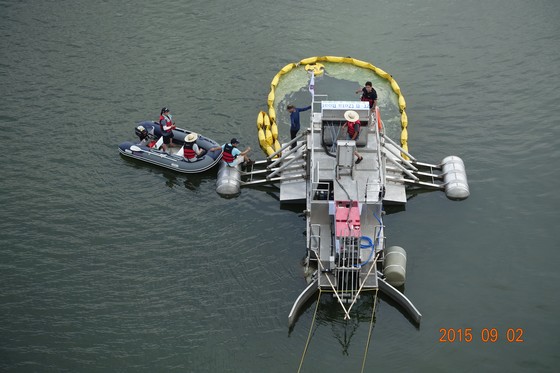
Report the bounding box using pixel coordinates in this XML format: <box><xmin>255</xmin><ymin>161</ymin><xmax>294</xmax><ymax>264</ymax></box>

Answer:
<box><xmin>286</xmin><ymin>104</ymin><xmax>311</xmax><ymax>149</ymax></box>
<box><xmin>158</xmin><ymin>107</ymin><xmax>176</xmax><ymax>152</ymax></box>
<box><xmin>342</xmin><ymin>110</ymin><xmax>364</xmax><ymax>164</ymax></box>
<box><xmin>356</xmin><ymin>81</ymin><xmax>378</xmax><ymax>113</ymax></box>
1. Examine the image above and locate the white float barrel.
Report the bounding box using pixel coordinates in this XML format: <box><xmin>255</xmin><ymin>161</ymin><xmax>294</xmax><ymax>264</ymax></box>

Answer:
<box><xmin>384</xmin><ymin>246</ymin><xmax>407</xmax><ymax>287</ymax></box>
<box><xmin>441</xmin><ymin>156</ymin><xmax>470</xmax><ymax>200</ymax></box>
<box><xmin>216</xmin><ymin>161</ymin><xmax>241</xmax><ymax>196</ymax></box>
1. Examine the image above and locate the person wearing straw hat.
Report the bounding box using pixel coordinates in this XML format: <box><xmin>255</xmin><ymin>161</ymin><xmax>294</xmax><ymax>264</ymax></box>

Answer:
<box><xmin>182</xmin><ymin>133</ymin><xmax>205</xmax><ymax>161</ymax></box>
<box><xmin>343</xmin><ymin>110</ymin><xmax>364</xmax><ymax>164</ymax></box>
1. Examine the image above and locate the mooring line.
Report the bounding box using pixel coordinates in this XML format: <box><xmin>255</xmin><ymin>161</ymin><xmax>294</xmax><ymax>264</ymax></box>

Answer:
<box><xmin>361</xmin><ymin>290</ymin><xmax>379</xmax><ymax>373</ymax></box>
<box><xmin>316</xmin><ymin>256</ymin><xmax>351</xmax><ymax>320</ymax></box>
<box><xmin>345</xmin><ymin>253</ymin><xmax>380</xmax><ymax>318</ymax></box>
<box><xmin>297</xmin><ymin>289</ymin><xmax>322</xmax><ymax>373</ymax></box>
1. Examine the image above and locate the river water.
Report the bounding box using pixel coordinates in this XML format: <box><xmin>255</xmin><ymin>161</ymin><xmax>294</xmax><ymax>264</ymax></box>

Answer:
<box><xmin>1</xmin><ymin>0</ymin><xmax>559</xmax><ymax>372</ymax></box>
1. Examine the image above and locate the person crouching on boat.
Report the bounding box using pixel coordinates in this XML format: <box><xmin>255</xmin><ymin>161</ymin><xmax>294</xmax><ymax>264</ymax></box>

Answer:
<box><xmin>183</xmin><ymin>133</ymin><xmax>205</xmax><ymax>162</ymax></box>
<box><xmin>356</xmin><ymin>81</ymin><xmax>378</xmax><ymax>111</ymax></box>
<box><xmin>210</xmin><ymin>138</ymin><xmax>253</xmax><ymax>167</ymax></box>
<box><xmin>343</xmin><ymin>110</ymin><xmax>364</xmax><ymax>164</ymax></box>
<box><xmin>159</xmin><ymin>107</ymin><xmax>176</xmax><ymax>152</ymax></box>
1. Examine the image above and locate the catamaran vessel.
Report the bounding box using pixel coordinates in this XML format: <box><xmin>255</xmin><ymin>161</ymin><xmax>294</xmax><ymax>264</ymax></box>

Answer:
<box><xmin>215</xmin><ymin>57</ymin><xmax>469</xmax><ymax>328</ymax></box>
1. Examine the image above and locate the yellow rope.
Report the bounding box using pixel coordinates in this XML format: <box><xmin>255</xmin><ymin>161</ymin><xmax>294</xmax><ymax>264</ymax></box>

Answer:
<box><xmin>297</xmin><ymin>289</ymin><xmax>322</xmax><ymax>373</ymax></box>
<box><xmin>361</xmin><ymin>290</ymin><xmax>379</xmax><ymax>373</ymax></box>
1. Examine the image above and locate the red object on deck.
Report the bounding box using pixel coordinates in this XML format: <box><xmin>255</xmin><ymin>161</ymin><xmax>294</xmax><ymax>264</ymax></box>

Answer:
<box><xmin>335</xmin><ymin>200</ymin><xmax>361</xmax><ymax>237</ymax></box>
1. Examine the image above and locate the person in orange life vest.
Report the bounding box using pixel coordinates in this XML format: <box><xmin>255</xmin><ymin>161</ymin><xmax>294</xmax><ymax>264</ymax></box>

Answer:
<box><xmin>342</xmin><ymin>110</ymin><xmax>364</xmax><ymax>164</ymax></box>
<box><xmin>356</xmin><ymin>81</ymin><xmax>377</xmax><ymax>110</ymax></box>
<box><xmin>183</xmin><ymin>133</ymin><xmax>205</xmax><ymax>161</ymax></box>
<box><xmin>158</xmin><ymin>107</ymin><xmax>176</xmax><ymax>152</ymax></box>
<box><xmin>209</xmin><ymin>138</ymin><xmax>252</xmax><ymax>167</ymax></box>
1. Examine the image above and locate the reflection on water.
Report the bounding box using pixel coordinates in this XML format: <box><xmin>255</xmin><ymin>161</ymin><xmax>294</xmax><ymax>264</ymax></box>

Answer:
<box><xmin>119</xmin><ymin>153</ymin><xmax>219</xmax><ymax>191</ymax></box>
<box><xmin>291</xmin><ymin>291</ymin><xmax>379</xmax><ymax>354</ymax></box>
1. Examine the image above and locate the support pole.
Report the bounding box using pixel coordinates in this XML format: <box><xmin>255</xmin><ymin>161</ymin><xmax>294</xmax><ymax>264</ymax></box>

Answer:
<box><xmin>267</xmin><ymin>154</ymin><xmax>304</xmax><ymax>179</ymax></box>
<box><xmin>385</xmin><ymin>155</ymin><xmax>419</xmax><ymax>181</ymax></box>
<box><xmin>383</xmin><ymin>145</ymin><xmax>418</xmax><ymax>171</ymax></box>
<box><xmin>267</xmin><ymin>132</ymin><xmax>307</xmax><ymax>160</ymax></box>
<box><xmin>381</xmin><ymin>133</ymin><xmax>416</xmax><ymax>161</ymax></box>
<box><xmin>267</xmin><ymin>141</ymin><xmax>306</xmax><ymax>169</ymax></box>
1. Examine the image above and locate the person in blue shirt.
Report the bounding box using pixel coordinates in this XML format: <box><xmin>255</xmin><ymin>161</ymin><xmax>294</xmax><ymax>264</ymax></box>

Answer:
<box><xmin>287</xmin><ymin>104</ymin><xmax>311</xmax><ymax>149</ymax></box>
<box><xmin>210</xmin><ymin>138</ymin><xmax>252</xmax><ymax>167</ymax></box>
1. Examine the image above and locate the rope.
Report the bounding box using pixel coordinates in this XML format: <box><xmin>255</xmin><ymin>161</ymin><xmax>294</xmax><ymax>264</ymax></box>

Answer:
<box><xmin>297</xmin><ymin>288</ymin><xmax>380</xmax><ymax>373</ymax></box>
<box><xmin>316</xmin><ymin>255</ymin><xmax>351</xmax><ymax>319</ymax></box>
<box><xmin>297</xmin><ymin>290</ymin><xmax>322</xmax><ymax>373</ymax></box>
<box><xmin>361</xmin><ymin>290</ymin><xmax>379</xmax><ymax>373</ymax></box>
<box><xmin>345</xmin><ymin>253</ymin><xmax>380</xmax><ymax>317</ymax></box>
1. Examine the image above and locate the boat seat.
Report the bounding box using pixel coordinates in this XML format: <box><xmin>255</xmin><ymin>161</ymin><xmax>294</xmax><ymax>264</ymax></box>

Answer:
<box><xmin>322</xmin><ymin>121</ymin><xmax>368</xmax><ymax>147</ymax></box>
<box><xmin>336</xmin><ymin>140</ymin><xmax>356</xmax><ymax>178</ymax></box>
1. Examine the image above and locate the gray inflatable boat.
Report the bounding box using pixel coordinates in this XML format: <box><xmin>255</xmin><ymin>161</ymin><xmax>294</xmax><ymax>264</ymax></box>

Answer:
<box><xmin>118</xmin><ymin>121</ymin><xmax>223</xmax><ymax>174</ymax></box>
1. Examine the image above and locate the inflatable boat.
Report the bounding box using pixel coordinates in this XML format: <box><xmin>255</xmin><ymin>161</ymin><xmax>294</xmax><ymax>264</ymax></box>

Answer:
<box><xmin>118</xmin><ymin>121</ymin><xmax>223</xmax><ymax>174</ymax></box>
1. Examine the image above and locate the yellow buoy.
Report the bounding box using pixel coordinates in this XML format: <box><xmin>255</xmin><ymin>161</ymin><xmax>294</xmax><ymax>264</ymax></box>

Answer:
<box><xmin>268</xmin><ymin>107</ymin><xmax>276</xmax><ymax>124</ymax></box>
<box><xmin>401</xmin><ymin>128</ymin><xmax>408</xmax><ymax>143</ymax></box>
<box><xmin>325</xmin><ymin>56</ymin><xmax>344</xmax><ymax>63</ymax></box>
<box><xmin>258</xmin><ymin>128</ymin><xmax>267</xmax><ymax>150</ymax></box>
<box><xmin>398</xmin><ymin>95</ymin><xmax>406</xmax><ymax>112</ymax></box>
<box><xmin>273</xmin><ymin>139</ymin><xmax>281</xmax><ymax>153</ymax></box>
<box><xmin>264</xmin><ymin>145</ymin><xmax>275</xmax><ymax>157</ymax></box>
<box><xmin>299</xmin><ymin>57</ymin><xmax>318</xmax><ymax>65</ymax></box>
<box><xmin>374</xmin><ymin>67</ymin><xmax>391</xmax><ymax>79</ymax></box>
<box><xmin>271</xmin><ymin>121</ymin><xmax>278</xmax><ymax>140</ymax></box>
<box><xmin>267</xmin><ymin>91</ymin><xmax>275</xmax><ymax>108</ymax></box>
<box><xmin>265</xmin><ymin>125</ymin><xmax>273</xmax><ymax>146</ymax></box>
<box><xmin>390</xmin><ymin>78</ymin><xmax>401</xmax><ymax>95</ymax></box>
<box><xmin>257</xmin><ymin>111</ymin><xmax>265</xmax><ymax>130</ymax></box>
<box><xmin>401</xmin><ymin>111</ymin><xmax>408</xmax><ymax>129</ymax></box>
<box><xmin>280</xmin><ymin>63</ymin><xmax>295</xmax><ymax>75</ymax></box>
<box><xmin>304</xmin><ymin>63</ymin><xmax>325</xmax><ymax>76</ymax></box>
<box><xmin>271</xmin><ymin>74</ymin><xmax>281</xmax><ymax>88</ymax></box>
<box><xmin>352</xmin><ymin>59</ymin><xmax>373</xmax><ymax>69</ymax></box>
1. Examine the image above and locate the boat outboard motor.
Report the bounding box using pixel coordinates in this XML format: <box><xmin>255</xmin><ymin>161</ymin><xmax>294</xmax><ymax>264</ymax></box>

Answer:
<box><xmin>135</xmin><ymin>125</ymin><xmax>149</xmax><ymax>142</ymax></box>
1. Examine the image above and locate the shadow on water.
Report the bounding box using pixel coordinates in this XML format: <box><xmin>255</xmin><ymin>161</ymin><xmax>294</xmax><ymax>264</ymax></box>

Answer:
<box><xmin>239</xmin><ymin>182</ymin><xmax>308</xmax><ymax>217</ymax></box>
<box><xmin>289</xmin><ymin>284</ymin><xmax>420</xmax><ymax>346</ymax></box>
<box><xmin>289</xmin><ymin>292</ymin><xmax>380</xmax><ymax>355</ymax></box>
<box><xmin>119</xmin><ymin>153</ymin><xmax>219</xmax><ymax>190</ymax></box>
<box><xmin>383</xmin><ymin>204</ymin><xmax>407</xmax><ymax>215</ymax></box>
<box><xmin>377</xmin><ymin>291</ymin><xmax>422</xmax><ymax>330</ymax></box>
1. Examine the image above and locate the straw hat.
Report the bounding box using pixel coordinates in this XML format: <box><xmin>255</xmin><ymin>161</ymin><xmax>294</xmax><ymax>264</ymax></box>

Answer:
<box><xmin>185</xmin><ymin>133</ymin><xmax>198</xmax><ymax>142</ymax></box>
<box><xmin>344</xmin><ymin>110</ymin><xmax>360</xmax><ymax>122</ymax></box>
